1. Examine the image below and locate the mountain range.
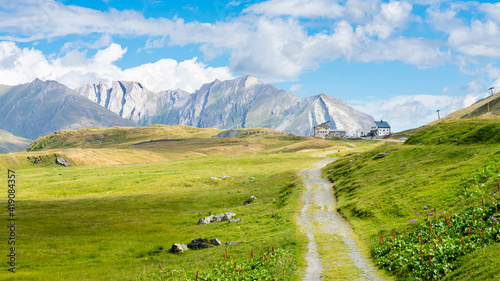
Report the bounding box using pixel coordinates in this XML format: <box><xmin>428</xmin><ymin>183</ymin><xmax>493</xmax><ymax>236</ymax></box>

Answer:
<box><xmin>0</xmin><ymin>76</ymin><xmax>375</xmax><ymax>150</ymax></box>
<box><xmin>0</xmin><ymin>79</ymin><xmax>136</xmax><ymax>140</ymax></box>
<box><xmin>75</xmin><ymin>75</ymin><xmax>374</xmax><ymax>135</ymax></box>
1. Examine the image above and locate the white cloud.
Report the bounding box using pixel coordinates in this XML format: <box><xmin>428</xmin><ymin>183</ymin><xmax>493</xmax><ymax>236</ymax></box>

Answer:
<box><xmin>351</xmin><ymin>92</ymin><xmax>489</xmax><ymax>132</ymax></box>
<box><xmin>357</xmin><ymin>0</ymin><xmax>413</xmax><ymax>39</ymax></box>
<box><xmin>0</xmin><ymin>42</ymin><xmax>232</xmax><ymax>92</ymax></box>
<box><xmin>290</xmin><ymin>83</ymin><xmax>302</xmax><ymax>92</ymax></box>
<box><xmin>0</xmin><ymin>0</ymin><xmax>447</xmax><ymax>80</ymax></box>
<box><xmin>354</xmin><ymin>37</ymin><xmax>447</xmax><ymax>68</ymax></box>
<box><xmin>1</xmin><ymin>0</ymin><xmax>500</xmax><ymax>87</ymax></box>
<box><xmin>442</xmin><ymin>86</ymin><xmax>452</xmax><ymax>93</ymax></box>
<box><xmin>243</xmin><ymin>0</ymin><xmax>345</xmax><ymax>19</ymax></box>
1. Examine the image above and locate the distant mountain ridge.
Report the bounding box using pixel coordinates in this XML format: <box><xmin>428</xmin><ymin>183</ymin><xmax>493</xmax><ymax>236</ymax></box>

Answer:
<box><xmin>0</xmin><ymin>79</ymin><xmax>137</xmax><ymax>140</ymax></box>
<box><xmin>76</xmin><ymin>75</ymin><xmax>375</xmax><ymax>135</ymax></box>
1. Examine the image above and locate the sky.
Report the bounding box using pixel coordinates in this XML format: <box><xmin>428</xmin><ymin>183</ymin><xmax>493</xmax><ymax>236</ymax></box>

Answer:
<box><xmin>1</xmin><ymin>0</ymin><xmax>500</xmax><ymax>132</ymax></box>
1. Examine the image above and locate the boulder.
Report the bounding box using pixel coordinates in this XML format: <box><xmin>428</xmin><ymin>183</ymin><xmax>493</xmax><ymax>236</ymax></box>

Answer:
<box><xmin>198</xmin><ymin>212</ymin><xmax>236</xmax><ymax>224</ymax></box>
<box><xmin>375</xmin><ymin>151</ymin><xmax>394</xmax><ymax>159</ymax></box>
<box><xmin>246</xmin><ymin>195</ymin><xmax>257</xmax><ymax>204</ymax></box>
<box><xmin>198</xmin><ymin>215</ymin><xmax>214</xmax><ymax>225</ymax></box>
<box><xmin>225</xmin><ymin>241</ymin><xmax>241</xmax><ymax>246</ymax></box>
<box><xmin>211</xmin><ymin>212</ymin><xmax>236</xmax><ymax>222</ymax></box>
<box><xmin>210</xmin><ymin>238</ymin><xmax>222</xmax><ymax>246</ymax></box>
<box><xmin>187</xmin><ymin>238</ymin><xmax>212</xmax><ymax>250</ymax></box>
<box><xmin>170</xmin><ymin>243</ymin><xmax>188</xmax><ymax>253</ymax></box>
<box><xmin>56</xmin><ymin>157</ymin><xmax>70</xmax><ymax>167</ymax></box>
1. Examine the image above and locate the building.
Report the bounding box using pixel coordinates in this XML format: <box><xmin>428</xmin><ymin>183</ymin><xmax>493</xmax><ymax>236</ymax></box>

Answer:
<box><xmin>370</xmin><ymin>120</ymin><xmax>391</xmax><ymax>137</ymax></box>
<box><xmin>329</xmin><ymin>129</ymin><xmax>346</xmax><ymax>137</ymax></box>
<box><xmin>314</xmin><ymin>121</ymin><xmax>330</xmax><ymax>137</ymax></box>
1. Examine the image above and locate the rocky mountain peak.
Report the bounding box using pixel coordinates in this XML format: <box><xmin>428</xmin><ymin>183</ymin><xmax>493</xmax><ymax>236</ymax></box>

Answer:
<box><xmin>75</xmin><ymin>75</ymin><xmax>375</xmax><ymax>135</ymax></box>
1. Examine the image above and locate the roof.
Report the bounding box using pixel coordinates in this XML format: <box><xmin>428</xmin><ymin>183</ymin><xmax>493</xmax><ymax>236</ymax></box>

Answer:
<box><xmin>374</xmin><ymin>120</ymin><xmax>390</xmax><ymax>128</ymax></box>
<box><xmin>314</xmin><ymin>121</ymin><xmax>330</xmax><ymax>129</ymax></box>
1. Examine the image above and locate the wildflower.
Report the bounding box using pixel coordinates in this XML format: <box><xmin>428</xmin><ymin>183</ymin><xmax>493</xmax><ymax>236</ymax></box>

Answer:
<box><xmin>430</xmin><ymin>208</ymin><xmax>435</xmax><ymax>211</ymax></box>
<box><xmin>422</xmin><ymin>206</ymin><xmax>429</xmax><ymax>209</ymax></box>
<box><xmin>448</xmin><ymin>209</ymin><xmax>453</xmax><ymax>211</ymax></box>
<box><xmin>416</xmin><ymin>213</ymin><xmax>420</xmax><ymax>216</ymax></box>
<box><xmin>426</xmin><ymin>212</ymin><xmax>435</xmax><ymax>216</ymax></box>
<box><xmin>410</xmin><ymin>219</ymin><xmax>416</xmax><ymax>222</ymax></box>
<box><xmin>491</xmin><ymin>217</ymin><xmax>497</xmax><ymax>222</ymax></box>
<box><xmin>440</xmin><ymin>212</ymin><xmax>443</xmax><ymax>214</ymax></box>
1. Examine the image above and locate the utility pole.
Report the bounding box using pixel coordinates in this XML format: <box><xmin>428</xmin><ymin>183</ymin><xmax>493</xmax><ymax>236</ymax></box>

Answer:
<box><xmin>488</xmin><ymin>87</ymin><xmax>494</xmax><ymax>114</ymax></box>
<box><xmin>437</xmin><ymin>109</ymin><xmax>440</xmax><ymax>119</ymax></box>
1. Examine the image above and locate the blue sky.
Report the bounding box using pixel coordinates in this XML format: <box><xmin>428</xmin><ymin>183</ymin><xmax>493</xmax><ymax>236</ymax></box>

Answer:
<box><xmin>1</xmin><ymin>0</ymin><xmax>500</xmax><ymax>131</ymax></box>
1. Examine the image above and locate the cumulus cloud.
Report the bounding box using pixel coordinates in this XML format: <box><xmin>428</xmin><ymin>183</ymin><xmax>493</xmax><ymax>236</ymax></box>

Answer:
<box><xmin>350</xmin><ymin>92</ymin><xmax>490</xmax><ymax>132</ymax></box>
<box><xmin>1</xmin><ymin>0</ymin><xmax>500</xmax><ymax>86</ymax></box>
<box><xmin>243</xmin><ymin>0</ymin><xmax>345</xmax><ymax>19</ymax></box>
<box><xmin>0</xmin><ymin>41</ymin><xmax>232</xmax><ymax>92</ymax></box>
<box><xmin>0</xmin><ymin>0</ymin><xmax>449</xmax><ymax>80</ymax></box>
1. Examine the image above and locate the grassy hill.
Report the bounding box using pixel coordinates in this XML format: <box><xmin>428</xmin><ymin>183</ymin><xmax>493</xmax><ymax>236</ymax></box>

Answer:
<box><xmin>0</xmin><ymin>124</ymin><xmax>379</xmax><ymax>280</ymax></box>
<box><xmin>0</xmin><ymin>129</ymin><xmax>32</xmax><ymax>153</ymax></box>
<box><xmin>2</xmin><ymin>125</ymin><xmax>350</xmax><ymax>167</ymax></box>
<box><xmin>324</xmin><ymin>118</ymin><xmax>500</xmax><ymax>280</ymax></box>
<box><xmin>430</xmin><ymin>91</ymin><xmax>500</xmax><ymax>124</ymax></box>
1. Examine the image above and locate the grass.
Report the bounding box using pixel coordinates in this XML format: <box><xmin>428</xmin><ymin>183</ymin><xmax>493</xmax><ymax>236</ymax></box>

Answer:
<box><xmin>406</xmin><ymin>119</ymin><xmax>500</xmax><ymax>145</ymax></box>
<box><xmin>0</xmin><ymin>127</ymin><xmax>378</xmax><ymax>280</ymax></box>
<box><xmin>323</xmin><ymin>119</ymin><xmax>500</xmax><ymax>280</ymax></box>
<box><xmin>443</xmin><ymin>243</ymin><xmax>500</xmax><ymax>280</ymax></box>
<box><xmin>0</xmin><ymin>153</ymin><xmax>314</xmax><ymax>280</ymax></box>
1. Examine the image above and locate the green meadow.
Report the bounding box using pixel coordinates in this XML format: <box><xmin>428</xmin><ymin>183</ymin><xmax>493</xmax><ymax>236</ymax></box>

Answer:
<box><xmin>0</xmin><ymin>127</ymin><xmax>373</xmax><ymax>280</ymax></box>
<box><xmin>1</xmin><ymin>119</ymin><xmax>499</xmax><ymax>280</ymax></box>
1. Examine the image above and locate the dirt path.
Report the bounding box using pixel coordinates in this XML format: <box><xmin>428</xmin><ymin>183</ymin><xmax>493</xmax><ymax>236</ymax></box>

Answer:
<box><xmin>298</xmin><ymin>157</ymin><xmax>384</xmax><ymax>280</ymax></box>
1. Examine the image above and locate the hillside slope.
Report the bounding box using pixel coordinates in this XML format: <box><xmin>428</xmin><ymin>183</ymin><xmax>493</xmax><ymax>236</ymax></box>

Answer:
<box><xmin>0</xmin><ymin>79</ymin><xmax>136</xmax><ymax>140</ymax></box>
<box><xmin>75</xmin><ymin>75</ymin><xmax>375</xmax><ymax>135</ymax></box>
<box><xmin>430</xmin><ymin>91</ymin><xmax>500</xmax><ymax>124</ymax></box>
<box><xmin>323</xmin><ymin>119</ymin><xmax>500</xmax><ymax>280</ymax></box>
<box><xmin>0</xmin><ymin>129</ymin><xmax>32</xmax><ymax>153</ymax></box>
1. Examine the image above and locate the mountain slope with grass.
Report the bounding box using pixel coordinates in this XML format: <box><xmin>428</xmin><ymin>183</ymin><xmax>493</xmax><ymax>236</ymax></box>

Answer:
<box><xmin>323</xmin><ymin>118</ymin><xmax>500</xmax><ymax>280</ymax></box>
<box><xmin>0</xmin><ymin>129</ymin><xmax>32</xmax><ymax>153</ymax></box>
<box><xmin>431</xmin><ymin>91</ymin><xmax>500</xmax><ymax>124</ymax></box>
<box><xmin>0</xmin><ymin>79</ymin><xmax>136</xmax><ymax>140</ymax></box>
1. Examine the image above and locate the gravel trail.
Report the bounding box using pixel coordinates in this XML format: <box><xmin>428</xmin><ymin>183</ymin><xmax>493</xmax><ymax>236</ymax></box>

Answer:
<box><xmin>298</xmin><ymin>157</ymin><xmax>384</xmax><ymax>281</ymax></box>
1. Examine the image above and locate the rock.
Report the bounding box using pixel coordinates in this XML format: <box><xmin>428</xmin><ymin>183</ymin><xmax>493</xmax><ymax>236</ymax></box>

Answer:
<box><xmin>210</xmin><ymin>177</ymin><xmax>219</xmax><ymax>180</ymax></box>
<box><xmin>452</xmin><ymin>138</ymin><xmax>459</xmax><ymax>143</ymax></box>
<box><xmin>198</xmin><ymin>212</ymin><xmax>236</xmax><ymax>224</ymax></box>
<box><xmin>214</xmin><ymin>130</ymin><xmax>239</xmax><ymax>138</ymax></box>
<box><xmin>55</xmin><ymin>157</ymin><xmax>70</xmax><ymax>167</ymax></box>
<box><xmin>375</xmin><ymin>151</ymin><xmax>395</xmax><ymax>159</ymax></box>
<box><xmin>246</xmin><ymin>195</ymin><xmax>257</xmax><ymax>204</ymax></box>
<box><xmin>210</xmin><ymin>238</ymin><xmax>222</xmax><ymax>246</ymax></box>
<box><xmin>187</xmin><ymin>238</ymin><xmax>212</xmax><ymax>249</ymax></box>
<box><xmin>170</xmin><ymin>243</ymin><xmax>188</xmax><ymax>253</ymax></box>
<box><xmin>225</xmin><ymin>241</ymin><xmax>241</xmax><ymax>246</ymax></box>
<box><xmin>211</xmin><ymin>212</ymin><xmax>236</xmax><ymax>222</ymax></box>
<box><xmin>198</xmin><ymin>215</ymin><xmax>214</xmax><ymax>224</ymax></box>
<box><xmin>229</xmin><ymin>218</ymin><xmax>243</xmax><ymax>223</ymax></box>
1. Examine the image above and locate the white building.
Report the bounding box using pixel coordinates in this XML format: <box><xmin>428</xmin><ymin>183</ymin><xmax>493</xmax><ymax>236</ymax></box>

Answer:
<box><xmin>370</xmin><ymin>120</ymin><xmax>391</xmax><ymax>137</ymax></box>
